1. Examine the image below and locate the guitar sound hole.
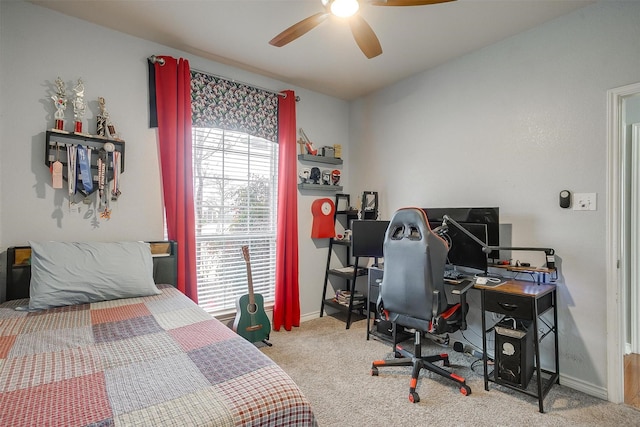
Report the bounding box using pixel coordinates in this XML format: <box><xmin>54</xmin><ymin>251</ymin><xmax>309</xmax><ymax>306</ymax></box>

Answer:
<box><xmin>247</xmin><ymin>303</ymin><xmax>258</xmax><ymax>314</ymax></box>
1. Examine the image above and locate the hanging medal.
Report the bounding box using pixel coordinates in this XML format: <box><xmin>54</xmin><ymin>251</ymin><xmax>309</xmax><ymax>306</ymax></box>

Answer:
<box><xmin>97</xmin><ymin>149</ymin><xmax>106</xmax><ymax>207</ymax></box>
<box><xmin>67</xmin><ymin>144</ymin><xmax>77</xmax><ymax>209</ymax></box>
<box><xmin>52</xmin><ymin>144</ymin><xmax>63</xmax><ymax>189</ymax></box>
<box><xmin>111</xmin><ymin>150</ymin><xmax>121</xmax><ymax>200</ymax></box>
<box><xmin>100</xmin><ymin>143</ymin><xmax>115</xmax><ymax>218</ymax></box>
<box><xmin>77</xmin><ymin>145</ymin><xmax>93</xmax><ymax>195</ymax></box>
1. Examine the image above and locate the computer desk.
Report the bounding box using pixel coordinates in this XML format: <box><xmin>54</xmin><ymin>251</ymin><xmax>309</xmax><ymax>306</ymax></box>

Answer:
<box><xmin>369</xmin><ymin>270</ymin><xmax>559</xmax><ymax>412</ymax></box>
<box><xmin>475</xmin><ymin>279</ymin><xmax>559</xmax><ymax>413</ymax></box>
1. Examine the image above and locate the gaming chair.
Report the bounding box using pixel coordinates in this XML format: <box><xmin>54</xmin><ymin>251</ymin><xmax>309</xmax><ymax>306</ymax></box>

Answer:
<box><xmin>370</xmin><ymin>207</ymin><xmax>472</xmax><ymax>403</ymax></box>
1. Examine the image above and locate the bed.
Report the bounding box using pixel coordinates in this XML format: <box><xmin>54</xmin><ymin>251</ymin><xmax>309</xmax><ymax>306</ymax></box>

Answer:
<box><xmin>0</xmin><ymin>241</ymin><xmax>317</xmax><ymax>427</ymax></box>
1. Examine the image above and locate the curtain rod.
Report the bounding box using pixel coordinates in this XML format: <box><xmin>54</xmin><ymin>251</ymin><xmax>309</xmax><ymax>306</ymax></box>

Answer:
<box><xmin>148</xmin><ymin>55</ymin><xmax>300</xmax><ymax>101</ymax></box>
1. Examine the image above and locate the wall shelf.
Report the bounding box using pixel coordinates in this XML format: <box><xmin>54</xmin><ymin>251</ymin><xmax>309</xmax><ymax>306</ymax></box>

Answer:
<box><xmin>298</xmin><ymin>183</ymin><xmax>343</xmax><ymax>191</ymax></box>
<box><xmin>298</xmin><ymin>154</ymin><xmax>342</xmax><ymax>165</ymax></box>
<box><xmin>45</xmin><ymin>130</ymin><xmax>124</xmax><ymax>196</ymax></box>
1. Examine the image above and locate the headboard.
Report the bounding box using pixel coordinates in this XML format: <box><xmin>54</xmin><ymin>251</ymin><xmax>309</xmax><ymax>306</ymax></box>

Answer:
<box><xmin>5</xmin><ymin>241</ymin><xmax>178</xmax><ymax>301</ymax></box>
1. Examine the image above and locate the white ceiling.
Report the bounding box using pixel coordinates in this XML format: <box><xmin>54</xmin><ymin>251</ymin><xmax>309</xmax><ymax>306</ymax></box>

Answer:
<box><xmin>30</xmin><ymin>0</ymin><xmax>594</xmax><ymax>100</ymax></box>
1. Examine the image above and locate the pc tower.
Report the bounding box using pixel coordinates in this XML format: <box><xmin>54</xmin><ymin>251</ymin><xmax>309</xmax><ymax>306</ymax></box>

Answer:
<box><xmin>494</xmin><ymin>319</ymin><xmax>534</xmax><ymax>389</ymax></box>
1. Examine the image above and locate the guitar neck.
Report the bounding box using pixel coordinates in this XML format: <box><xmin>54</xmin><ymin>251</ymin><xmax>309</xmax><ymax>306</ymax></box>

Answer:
<box><xmin>242</xmin><ymin>245</ymin><xmax>256</xmax><ymax>305</ymax></box>
<box><xmin>246</xmin><ymin>264</ymin><xmax>256</xmax><ymax>305</ymax></box>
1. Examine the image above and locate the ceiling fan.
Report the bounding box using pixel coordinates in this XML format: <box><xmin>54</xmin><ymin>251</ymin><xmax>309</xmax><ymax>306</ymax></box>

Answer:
<box><xmin>269</xmin><ymin>0</ymin><xmax>456</xmax><ymax>59</ymax></box>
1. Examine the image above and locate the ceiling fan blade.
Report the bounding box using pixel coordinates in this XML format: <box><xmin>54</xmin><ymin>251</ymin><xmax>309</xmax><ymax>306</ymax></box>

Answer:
<box><xmin>269</xmin><ymin>12</ymin><xmax>330</xmax><ymax>47</ymax></box>
<box><xmin>370</xmin><ymin>0</ymin><xmax>456</xmax><ymax>6</ymax></box>
<box><xmin>348</xmin><ymin>15</ymin><xmax>382</xmax><ymax>59</ymax></box>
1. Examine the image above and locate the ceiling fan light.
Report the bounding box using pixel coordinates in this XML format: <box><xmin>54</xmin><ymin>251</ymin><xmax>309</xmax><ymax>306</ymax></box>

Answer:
<box><xmin>330</xmin><ymin>0</ymin><xmax>359</xmax><ymax>18</ymax></box>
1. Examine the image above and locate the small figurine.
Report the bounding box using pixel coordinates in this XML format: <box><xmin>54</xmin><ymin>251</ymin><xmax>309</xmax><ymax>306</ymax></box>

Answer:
<box><xmin>331</xmin><ymin>169</ymin><xmax>341</xmax><ymax>186</ymax></box>
<box><xmin>299</xmin><ymin>168</ymin><xmax>311</xmax><ymax>184</ymax></box>
<box><xmin>310</xmin><ymin>167</ymin><xmax>321</xmax><ymax>184</ymax></box>
<box><xmin>51</xmin><ymin>77</ymin><xmax>67</xmax><ymax>132</ymax></box>
<box><xmin>321</xmin><ymin>169</ymin><xmax>331</xmax><ymax>185</ymax></box>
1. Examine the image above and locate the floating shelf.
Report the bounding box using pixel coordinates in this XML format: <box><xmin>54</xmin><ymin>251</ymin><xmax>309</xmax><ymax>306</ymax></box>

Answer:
<box><xmin>298</xmin><ymin>154</ymin><xmax>343</xmax><ymax>165</ymax></box>
<box><xmin>298</xmin><ymin>183</ymin><xmax>343</xmax><ymax>191</ymax></box>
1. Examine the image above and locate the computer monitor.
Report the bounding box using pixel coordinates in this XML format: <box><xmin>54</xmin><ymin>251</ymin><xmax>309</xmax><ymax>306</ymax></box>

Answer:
<box><xmin>351</xmin><ymin>220</ymin><xmax>390</xmax><ymax>259</ymax></box>
<box><xmin>432</xmin><ymin>221</ymin><xmax>489</xmax><ymax>275</ymax></box>
<box><xmin>423</xmin><ymin>207</ymin><xmax>500</xmax><ymax>260</ymax></box>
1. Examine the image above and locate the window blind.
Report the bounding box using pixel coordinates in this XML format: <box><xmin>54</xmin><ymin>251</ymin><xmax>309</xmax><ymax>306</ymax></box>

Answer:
<box><xmin>193</xmin><ymin>127</ymin><xmax>278</xmax><ymax>314</ymax></box>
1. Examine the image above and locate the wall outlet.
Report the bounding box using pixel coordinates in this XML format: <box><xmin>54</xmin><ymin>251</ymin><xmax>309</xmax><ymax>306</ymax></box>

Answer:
<box><xmin>573</xmin><ymin>192</ymin><xmax>597</xmax><ymax>211</ymax></box>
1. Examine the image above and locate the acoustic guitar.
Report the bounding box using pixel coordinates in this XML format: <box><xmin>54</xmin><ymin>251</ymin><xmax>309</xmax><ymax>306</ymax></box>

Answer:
<box><xmin>233</xmin><ymin>246</ymin><xmax>272</xmax><ymax>346</ymax></box>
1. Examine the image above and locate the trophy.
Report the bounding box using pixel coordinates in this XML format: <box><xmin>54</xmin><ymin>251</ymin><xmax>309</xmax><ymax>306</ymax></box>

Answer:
<box><xmin>51</xmin><ymin>77</ymin><xmax>67</xmax><ymax>132</ymax></box>
<box><xmin>97</xmin><ymin>96</ymin><xmax>120</xmax><ymax>140</ymax></box>
<box><xmin>72</xmin><ymin>78</ymin><xmax>87</xmax><ymax>134</ymax></box>
<box><xmin>97</xmin><ymin>97</ymin><xmax>107</xmax><ymax>137</ymax></box>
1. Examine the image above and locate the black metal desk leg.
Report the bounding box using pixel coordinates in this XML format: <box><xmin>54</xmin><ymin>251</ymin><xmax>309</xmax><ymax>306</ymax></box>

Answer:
<box><xmin>533</xmin><ymin>299</ymin><xmax>544</xmax><ymax>413</ymax></box>
<box><xmin>481</xmin><ymin>291</ymin><xmax>489</xmax><ymax>391</ymax></box>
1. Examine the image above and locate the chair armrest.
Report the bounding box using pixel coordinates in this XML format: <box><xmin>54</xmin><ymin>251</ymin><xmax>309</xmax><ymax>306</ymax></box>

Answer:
<box><xmin>451</xmin><ymin>279</ymin><xmax>474</xmax><ymax>296</ymax></box>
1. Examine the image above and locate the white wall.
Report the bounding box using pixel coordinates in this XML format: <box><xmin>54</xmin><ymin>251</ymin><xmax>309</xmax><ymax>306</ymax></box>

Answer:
<box><xmin>0</xmin><ymin>0</ymin><xmax>349</xmax><ymax>316</ymax></box>
<box><xmin>348</xmin><ymin>1</ymin><xmax>640</xmax><ymax>396</ymax></box>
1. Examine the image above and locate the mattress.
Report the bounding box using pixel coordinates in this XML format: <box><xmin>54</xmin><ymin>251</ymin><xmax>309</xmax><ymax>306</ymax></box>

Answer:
<box><xmin>0</xmin><ymin>285</ymin><xmax>317</xmax><ymax>426</ymax></box>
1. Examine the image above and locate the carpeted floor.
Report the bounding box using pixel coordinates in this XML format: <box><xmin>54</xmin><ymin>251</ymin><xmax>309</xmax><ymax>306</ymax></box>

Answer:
<box><xmin>261</xmin><ymin>316</ymin><xmax>640</xmax><ymax>427</ymax></box>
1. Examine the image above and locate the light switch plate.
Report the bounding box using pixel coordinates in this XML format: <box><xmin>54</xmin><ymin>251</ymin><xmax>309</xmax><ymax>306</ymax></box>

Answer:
<box><xmin>573</xmin><ymin>193</ymin><xmax>597</xmax><ymax>211</ymax></box>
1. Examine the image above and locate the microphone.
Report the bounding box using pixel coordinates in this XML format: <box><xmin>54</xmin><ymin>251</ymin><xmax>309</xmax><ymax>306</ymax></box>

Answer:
<box><xmin>432</xmin><ymin>223</ymin><xmax>448</xmax><ymax>236</ymax></box>
<box><xmin>453</xmin><ymin>341</ymin><xmax>484</xmax><ymax>359</ymax></box>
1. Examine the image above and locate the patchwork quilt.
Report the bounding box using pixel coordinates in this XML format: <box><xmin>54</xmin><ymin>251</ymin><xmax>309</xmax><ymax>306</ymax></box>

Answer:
<box><xmin>0</xmin><ymin>285</ymin><xmax>317</xmax><ymax>426</ymax></box>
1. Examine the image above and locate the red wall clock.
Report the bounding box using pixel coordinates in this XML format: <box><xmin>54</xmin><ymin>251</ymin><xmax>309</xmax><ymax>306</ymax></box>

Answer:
<box><xmin>311</xmin><ymin>198</ymin><xmax>335</xmax><ymax>238</ymax></box>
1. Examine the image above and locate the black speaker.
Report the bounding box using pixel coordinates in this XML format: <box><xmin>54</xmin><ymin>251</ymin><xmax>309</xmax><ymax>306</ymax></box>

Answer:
<box><xmin>494</xmin><ymin>320</ymin><xmax>534</xmax><ymax>389</ymax></box>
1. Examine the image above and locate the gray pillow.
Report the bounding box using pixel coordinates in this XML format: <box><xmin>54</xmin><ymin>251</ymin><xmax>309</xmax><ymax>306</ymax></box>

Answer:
<box><xmin>28</xmin><ymin>241</ymin><xmax>161</xmax><ymax>310</ymax></box>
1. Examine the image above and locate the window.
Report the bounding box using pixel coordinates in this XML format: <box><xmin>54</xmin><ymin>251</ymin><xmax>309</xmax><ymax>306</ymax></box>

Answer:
<box><xmin>192</xmin><ymin>127</ymin><xmax>278</xmax><ymax>315</ymax></box>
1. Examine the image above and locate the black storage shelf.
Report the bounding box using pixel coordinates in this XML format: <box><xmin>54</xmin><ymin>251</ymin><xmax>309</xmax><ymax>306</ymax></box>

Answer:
<box><xmin>323</xmin><ymin>298</ymin><xmax>366</xmax><ymax>311</ymax></box>
<box><xmin>327</xmin><ymin>267</ymin><xmax>367</xmax><ymax>280</ymax></box>
<box><xmin>320</xmin><ymin>193</ymin><xmax>368</xmax><ymax>329</ymax></box>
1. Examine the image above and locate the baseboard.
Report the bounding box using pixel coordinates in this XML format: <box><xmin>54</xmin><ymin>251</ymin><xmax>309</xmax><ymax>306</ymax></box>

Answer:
<box><xmin>559</xmin><ymin>373</ymin><xmax>608</xmax><ymax>400</ymax></box>
<box><xmin>219</xmin><ymin>309</ymin><xmax>321</xmax><ymax>327</ymax></box>
<box><xmin>301</xmin><ymin>311</ymin><xmax>321</xmax><ymax>323</ymax></box>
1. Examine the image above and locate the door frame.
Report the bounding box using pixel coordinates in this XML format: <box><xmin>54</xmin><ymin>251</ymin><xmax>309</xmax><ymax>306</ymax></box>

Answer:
<box><xmin>632</xmin><ymin>123</ymin><xmax>640</xmax><ymax>355</ymax></box>
<box><xmin>606</xmin><ymin>81</ymin><xmax>640</xmax><ymax>403</ymax></box>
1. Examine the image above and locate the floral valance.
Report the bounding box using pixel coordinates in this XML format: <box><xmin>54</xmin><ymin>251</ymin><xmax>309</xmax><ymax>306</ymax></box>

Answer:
<box><xmin>191</xmin><ymin>71</ymin><xmax>278</xmax><ymax>142</ymax></box>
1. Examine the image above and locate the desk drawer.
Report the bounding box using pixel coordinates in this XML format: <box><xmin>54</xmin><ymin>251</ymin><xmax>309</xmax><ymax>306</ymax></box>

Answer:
<box><xmin>484</xmin><ymin>292</ymin><xmax>535</xmax><ymax>320</ymax></box>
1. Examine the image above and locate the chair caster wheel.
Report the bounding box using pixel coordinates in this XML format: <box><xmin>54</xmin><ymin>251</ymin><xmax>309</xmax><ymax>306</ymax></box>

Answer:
<box><xmin>394</xmin><ymin>351</ymin><xmax>402</xmax><ymax>358</ymax></box>
<box><xmin>409</xmin><ymin>392</ymin><xmax>420</xmax><ymax>403</ymax></box>
<box><xmin>460</xmin><ymin>385</ymin><xmax>471</xmax><ymax>396</ymax></box>
<box><xmin>371</xmin><ymin>367</ymin><xmax>379</xmax><ymax>376</ymax></box>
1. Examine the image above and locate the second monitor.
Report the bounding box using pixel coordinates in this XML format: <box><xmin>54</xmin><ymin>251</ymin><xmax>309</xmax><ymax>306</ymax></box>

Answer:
<box><xmin>351</xmin><ymin>220</ymin><xmax>390</xmax><ymax>260</ymax></box>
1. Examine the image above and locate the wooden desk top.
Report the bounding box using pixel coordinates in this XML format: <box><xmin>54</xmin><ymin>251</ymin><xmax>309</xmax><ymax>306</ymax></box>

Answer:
<box><xmin>489</xmin><ymin>264</ymin><xmax>556</xmax><ymax>274</ymax></box>
<box><xmin>474</xmin><ymin>279</ymin><xmax>555</xmax><ymax>298</ymax></box>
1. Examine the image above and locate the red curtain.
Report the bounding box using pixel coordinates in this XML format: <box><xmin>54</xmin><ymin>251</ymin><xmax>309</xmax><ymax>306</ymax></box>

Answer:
<box><xmin>273</xmin><ymin>90</ymin><xmax>300</xmax><ymax>331</ymax></box>
<box><xmin>153</xmin><ymin>56</ymin><xmax>198</xmax><ymax>303</ymax></box>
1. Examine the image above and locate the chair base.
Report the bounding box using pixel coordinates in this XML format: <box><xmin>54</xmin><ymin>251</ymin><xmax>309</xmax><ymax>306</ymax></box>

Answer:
<box><xmin>371</xmin><ymin>331</ymin><xmax>472</xmax><ymax>403</ymax></box>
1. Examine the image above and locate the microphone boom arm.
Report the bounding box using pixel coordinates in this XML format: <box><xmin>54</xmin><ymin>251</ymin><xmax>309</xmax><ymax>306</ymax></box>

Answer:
<box><xmin>442</xmin><ymin>214</ymin><xmax>555</xmax><ymax>256</ymax></box>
